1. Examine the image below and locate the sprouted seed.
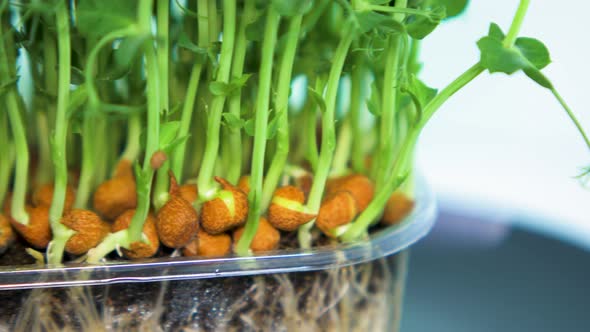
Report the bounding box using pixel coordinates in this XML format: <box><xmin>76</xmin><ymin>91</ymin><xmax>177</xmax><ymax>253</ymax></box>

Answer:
<box><xmin>0</xmin><ymin>0</ymin><xmax>587</xmax><ymax>264</ymax></box>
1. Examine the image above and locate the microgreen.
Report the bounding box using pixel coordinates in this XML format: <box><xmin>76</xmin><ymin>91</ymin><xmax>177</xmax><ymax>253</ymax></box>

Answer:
<box><xmin>0</xmin><ymin>0</ymin><xmax>587</xmax><ymax>264</ymax></box>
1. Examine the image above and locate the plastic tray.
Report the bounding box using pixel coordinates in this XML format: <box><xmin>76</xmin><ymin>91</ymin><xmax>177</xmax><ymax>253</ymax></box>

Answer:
<box><xmin>0</xmin><ymin>176</ymin><xmax>437</xmax><ymax>291</ymax></box>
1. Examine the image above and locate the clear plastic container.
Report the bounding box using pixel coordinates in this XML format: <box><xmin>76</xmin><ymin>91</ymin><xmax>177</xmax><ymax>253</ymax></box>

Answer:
<box><xmin>0</xmin><ymin>177</ymin><xmax>436</xmax><ymax>331</ymax></box>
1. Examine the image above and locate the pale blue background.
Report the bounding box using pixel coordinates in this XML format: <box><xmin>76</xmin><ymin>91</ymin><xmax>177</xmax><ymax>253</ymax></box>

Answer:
<box><xmin>416</xmin><ymin>0</ymin><xmax>590</xmax><ymax>250</ymax></box>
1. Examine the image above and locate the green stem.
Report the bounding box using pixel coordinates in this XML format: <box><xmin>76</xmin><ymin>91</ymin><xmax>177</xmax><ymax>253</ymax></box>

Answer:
<box><xmin>376</xmin><ymin>0</ymin><xmax>406</xmax><ymax>192</ymax></box>
<box><xmin>331</xmin><ymin>117</ymin><xmax>352</xmax><ymax>176</ymax></box>
<box><xmin>408</xmin><ymin>39</ymin><xmax>422</xmax><ymax>75</ymax></box>
<box><xmin>85</xmin><ymin>28</ymin><xmax>139</xmax><ymax>110</ymax></box>
<box><xmin>93</xmin><ymin>118</ymin><xmax>109</xmax><ymax>186</ymax></box>
<box><xmin>47</xmin><ymin>2</ymin><xmax>76</xmax><ymax>265</ymax></box>
<box><xmin>420</xmin><ymin>62</ymin><xmax>484</xmax><ymax>126</ymax></box>
<box><xmin>73</xmin><ymin>110</ymin><xmax>97</xmax><ymax>209</ymax></box>
<box><xmin>197</xmin><ymin>0</ymin><xmax>210</xmax><ymax>48</ymax></box>
<box><xmin>342</xmin><ymin>62</ymin><xmax>485</xmax><ymax>242</ymax></box>
<box><xmin>226</xmin><ymin>0</ymin><xmax>256</xmax><ymax>185</ymax></box>
<box><xmin>350</xmin><ymin>55</ymin><xmax>365</xmax><ymax>174</ymax></box>
<box><xmin>0</xmin><ymin>112</ymin><xmax>14</xmax><ymax>207</ymax></box>
<box><xmin>197</xmin><ymin>0</ymin><xmax>236</xmax><ymax>200</ymax></box>
<box><xmin>121</xmin><ymin>112</ymin><xmax>142</xmax><ymax>163</ymax></box>
<box><xmin>87</xmin><ymin>230</ymin><xmax>131</xmax><ymax>263</ymax></box>
<box><xmin>298</xmin><ymin>27</ymin><xmax>354</xmax><ymax>248</ymax></box>
<box><xmin>207</xmin><ymin>0</ymin><xmax>219</xmax><ymax>47</ymax></box>
<box><xmin>503</xmin><ymin>0</ymin><xmax>530</xmax><ymax>48</ymax></box>
<box><xmin>341</xmin><ymin>128</ymin><xmax>419</xmax><ymax>241</ymax></box>
<box><xmin>171</xmin><ymin>63</ymin><xmax>202</xmax><ymax>182</ymax></box>
<box><xmin>261</xmin><ymin>14</ymin><xmax>303</xmax><ymax>211</ymax></box>
<box><xmin>34</xmin><ymin>112</ymin><xmax>53</xmax><ymax>185</ymax></box>
<box><xmin>152</xmin><ymin>0</ymin><xmax>171</xmax><ymax>210</ymax></box>
<box><xmin>0</xmin><ymin>16</ymin><xmax>29</xmax><ymax>225</ymax></box>
<box><xmin>183</xmin><ymin>0</ymin><xmax>209</xmax><ymax>181</ymax></box>
<box><xmin>157</xmin><ymin>0</ymin><xmax>170</xmax><ymax>115</ymax></box>
<box><xmin>550</xmin><ymin>87</ymin><xmax>590</xmax><ymax>151</ymax></box>
<box><xmin>235</xmin><ymin>9</ymin><xmax>280</xmax><ymax>256</ymax></box>
<box><xmin>128</xmin><ymin>0</ymin><xmax>160</xmax><ymax>243</ymax></box>
<box><xmin>303</xmin><ymin>77</ymin><xmax>325</xmax><ymax>171</ymax></box>
<box><xmin>375</xmin><ymin>36</ymin><xmax>402</xmax><ymax>191</ymax></box>
<box><xmin>43</xmin><ymin>29</ymin><xmax>57</xmax><ymax>129</ymax></box>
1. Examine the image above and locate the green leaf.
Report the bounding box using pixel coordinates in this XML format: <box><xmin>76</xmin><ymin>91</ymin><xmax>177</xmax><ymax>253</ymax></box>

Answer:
<box><xmin>113</xmin><ymin>35</ymin><xmax>148</xmax><ymax>75</ymax></box>
<box><xmin>209</xmin><ymin>74</ymin><xmax>252</xmax><ymax>97</ymax></box>
<box><xmin>400</xmin><ymin>75</ymin><xmax>438</xmax><ymax>123</ymax></box>
<box><xmin>477</xmin><ymin>36</ymin><xmax>526</xmax><ymax>74</ymax></box>
<box><xmin>355</xmin><ymin>11</ymin><xmax>405</xmax><ymax>35</ymax></box>
<box><xmin>266</xmin><ymin>109</ymin><xmax>284</xmax><ymax>140</ymax></box>
<box><xmin>515</xmin><ymin>37</ymin><xmax>551</xmax><ymax>70</ymax></box>
<box><xmin>480</xmin><ymin>23</ymin><xmax>551</xmax><ymax>72</ymax></box>
<box><xmin>177</xmin><ymin>32</ymin><xmax>208</xmax><ymax>55</ymax></box>
<box><xmin>488</xmin><ymin>22</ymin><xmax>505</xmax><ymax>40</ymax></box>
<box><xmin>159</xmin><ymin>121</ymin><xmax>181</xmax><ymax>149</ymax></box>
<box><xmin>77</xmin><ymin>0</ymin><xmax>136</xmax><ymax>37</ymax></box>
<box><xmin>163</xmin><ymin>135</ymin><xmax>190</xmax><ymax>154</ymax></box>
<box><xmin>232</xmin><ymin>73</ymin><xmax>252</xmax><ymax>88</ymax></box>
<box><xmin>367</xmin><ymin>0</ymin><xmax>391</xmax><ymax>4</ymax></box>
<box><xmin>433</xmin><ymin>0</ymin><xmax>469</xmax><ymax>19</ymax></box>
<box><xmin>307</xmin><ymin>87</ymin><xmax>327</xmax><ymax>114</ymax></box>
<box><xmin>405</xmin><ymin>6</ymin><xmax>445</xmax><ymax>40</ymax></box>
<box><xmin>244</xmin><ymin>118</ymin><xmax>255</xmax><ymax>137</ymax></box>
<box><xmin>272</xmin><ymin>0</ymin><xmax>312</xmax><ymax>16</ymax></box>
<box><xmin>477</xmin><ymin>23</ymin><xmax>555</xmax><ymax>90</ymax></box>
<box><xmin>222</xmin><ymin>113</ymin><xmax>245</xmax><ymax>131</ymax></box>
<box><xmin>402</xmin><ymin>75</ymin><xmax>437</xmax><ymax>106</ymax></box>
<box><xmin>209</xmin><ymin>82</ymin><xmax>231</xmax><ymax>96</ymax></box>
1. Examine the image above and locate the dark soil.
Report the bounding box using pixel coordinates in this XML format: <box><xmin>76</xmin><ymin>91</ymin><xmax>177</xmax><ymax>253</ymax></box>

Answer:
<box><xmin>0</xmin><ymin>252</ymin><xmax>404</xmax><ymax>331</ymax></box>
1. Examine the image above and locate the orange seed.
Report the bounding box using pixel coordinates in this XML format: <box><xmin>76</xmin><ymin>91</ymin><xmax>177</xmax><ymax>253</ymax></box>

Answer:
<box><xmin>268</xmin><ymin>186</ymin><xmax>316</xmax><ymax>231</ymax></box>
<box><xmin>112</xmin><ymin>209</ymin><xmax>160</xmax><ymax>259</ymax></box>
<box><xmin>326</xmin><ymin>174</ymin><xmax>374</xmax><ymax>212</ymax></box>
<box><xmin>10</xmin><ymin>205</ymin><xmax>52</xmax><ymax>249</ymax></box>
<box><xmin>237</xmin><ymin>175</ymin><xmax>250</xmax><ymax>195</ymax></box>
<box><xmin>93</xmin><ymin>175</ymin><xmax>137</xmax><ymax>220</ymax></box>
<box><xmin>201</xmin><ymin>177</ymin><xmax>248</xmax><ymax>234</ymax></box>
<box><xmin>32</xmin><ymin>183</ymin><xmax>76</xmax><ymax>211</ymax></box>
<box><xmin>61</xmin><ymin>209</ymin><xmax>110</xmax><ymax>255</ymax></box>
<box><xmin>381</xmin><ymin>192</ymin><xmax>414</xmax><ymax>226</ymax></box>
<box><xmin>316</xmin><ymin>191</ymin><xmax>358</xmax><ymax>237</ymax></box>
<box><xmin>0</xmin><ymin>214</ymin><xmax>15</xmax><ymax>255</ymax></box>
<box><xmin>182</xmin><ymin>229</ymin><xmax>232</xmax><ymax>257</ymax></box>
<box><xmin>233</xmin><ymin>217</ymin><xmax>280</xmax><ymax>253</ymax></box>
<box><xmin>155</xmin><ymin>172</ymin><xmax>199</xmax><ymax>248</ymax></box>
<box><xmin>179</xmin><ymin>184</ymin><xmax>198</xmax><ymax>204</ymax></box>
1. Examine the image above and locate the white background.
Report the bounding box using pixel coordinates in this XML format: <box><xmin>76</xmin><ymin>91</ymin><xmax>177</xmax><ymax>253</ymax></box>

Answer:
<box><xmin>416</xmin><ymin>1</ymin><xmax>590</xmax><ymax>249</ymax></box>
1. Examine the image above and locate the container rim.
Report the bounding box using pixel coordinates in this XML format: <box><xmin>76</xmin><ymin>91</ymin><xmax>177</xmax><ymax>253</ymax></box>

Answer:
<box><xmin>0</xmin><ymin>175</ymin><xmax>437</xmax><ymax>291</ymax></box>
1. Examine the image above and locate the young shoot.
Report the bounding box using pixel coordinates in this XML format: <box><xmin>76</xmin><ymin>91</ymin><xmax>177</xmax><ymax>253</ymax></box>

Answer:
<box><xmin>0</xmin><ymin>0</ymin><xmax>587</xmax><ymax>265</ymax></box>
<box><xmin>0</xmin><ymin>13</ymin><xmax>29</xmax><ymax>226</ymax></box>
<box><xmin>234</xmin><ymin>6</ymin><xmax>280</xmax><ymax>256</ymax></box>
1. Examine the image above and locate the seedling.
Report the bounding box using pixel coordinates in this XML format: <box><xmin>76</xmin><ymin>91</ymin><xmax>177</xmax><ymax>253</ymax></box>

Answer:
<box><xmin>0</xmin><ymin>0</ymin><xmax>587</xmax><ymax>266</ymax></box>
